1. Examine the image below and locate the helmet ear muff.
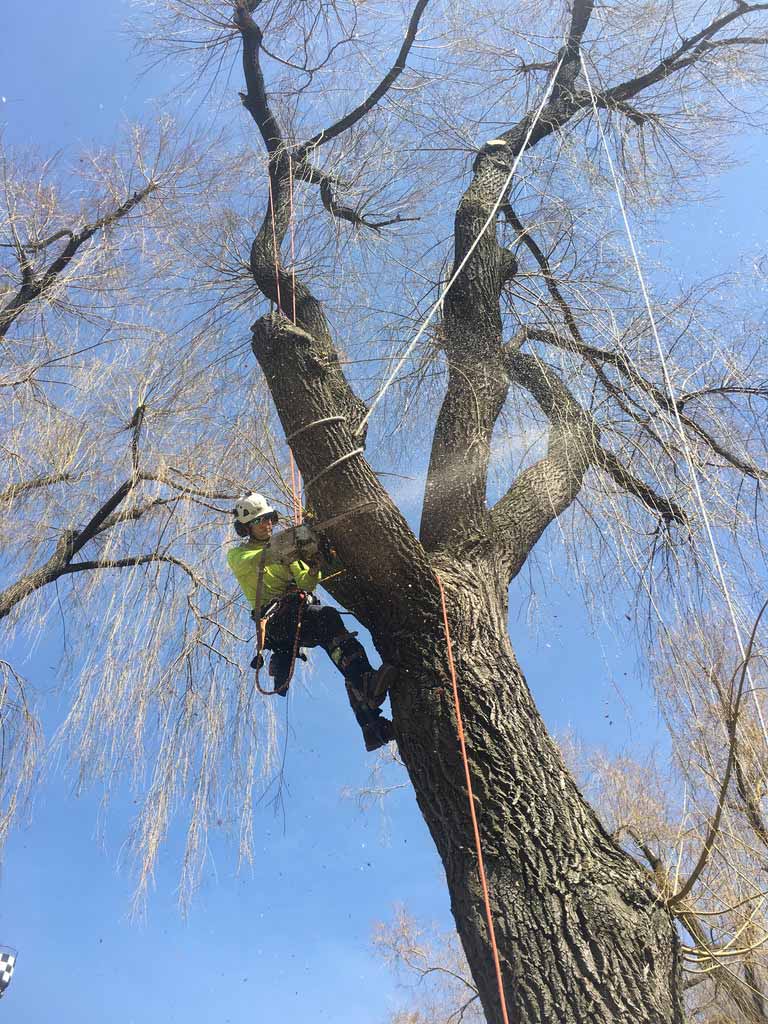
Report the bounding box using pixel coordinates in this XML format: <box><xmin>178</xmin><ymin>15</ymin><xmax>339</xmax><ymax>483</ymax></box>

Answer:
<box><xmin>234</xmin><ymin>520</ymin><xmax>251</xmax><ymax>538</ymax></box>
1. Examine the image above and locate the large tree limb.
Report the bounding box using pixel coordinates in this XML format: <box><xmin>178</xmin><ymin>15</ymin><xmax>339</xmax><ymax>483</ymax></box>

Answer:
<box><xmin>419</xmin><ymin>346</ymin><xmax>511</xmax><ymax>552</ymax></box>
<box><xmin>550</xmin><ymin>0</ymin><xmax>596</xmax><ymax>105</ymax></box>
<box><xmin>233</xmin><ymin>8</ymin><xmax>373</xmax><ymax>437</ymax></box>
<box><xmin>594</xmin><ymin>447</ymin><xmax>686</xmax><ymax>524</ymax></box>
<box><xmin>233</xmin><ymin>4</ymin><xmax>338</xmax><ymax>340</ymax></box>
<box><xmin>427</xmin><ymin>8</ymin><xmax>596</xmax><ymax>550</ymax></box>
<box><xmin>487</xmin><ymin>350</ymin><xmax>596</xmax><ymax>581</ymax></box>
<box><xmin>420</xmin><ymin>4</ymin><xmax>596</xmax><ymax>553</ymax></box>
<box><xmin>489</xmin><ymin>349</ymin><xmax>685</xmax><ymax>582</ymax></box>
<box><xmin>452</xmin><ymin>1</ymin><xmax>768</xmax><ymax>310</ymax></box>
<box><xmin>443</xmin><ymin>0</ymin><xmax>768</xmax><ymax>349</ymax></box>
<box><xmin>234</xmin><ymin>1</ymin><xmax>283</xmax><ymax>154</ymax></box>
<box><xmin>509</xmin><ymin>347</ymin><xmax>686</xmax><ymax>526</ymax></box>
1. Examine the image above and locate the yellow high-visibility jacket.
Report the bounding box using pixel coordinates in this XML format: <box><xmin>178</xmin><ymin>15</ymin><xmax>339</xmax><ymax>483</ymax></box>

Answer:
<box><xmin>227</xmin><ymin>540</ymin><xmax>321</xmax><ymax>611</ymax></box>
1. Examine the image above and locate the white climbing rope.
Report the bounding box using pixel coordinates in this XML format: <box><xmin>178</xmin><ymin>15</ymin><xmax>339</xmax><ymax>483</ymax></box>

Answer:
<box><xmin>354</xmin><ymin>50</ymin><xmax>568</xmax><ymax>437</ymax></box>
<box><xmin>578</xmin><ymin>50</ymin><xmax>768</xmax><ymax>742</ymax></box>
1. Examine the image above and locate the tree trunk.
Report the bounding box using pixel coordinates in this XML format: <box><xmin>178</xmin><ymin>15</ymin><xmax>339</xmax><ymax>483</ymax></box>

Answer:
<box><xmin>380</xmin><ymin>565</ymin><xmax>683</xmax><ymax>1024</ymax></box>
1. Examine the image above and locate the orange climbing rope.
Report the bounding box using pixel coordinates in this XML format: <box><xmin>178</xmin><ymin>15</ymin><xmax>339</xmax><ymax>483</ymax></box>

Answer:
<box><xmin>254</xmin><ymin>597</ymin><xmax>306</xmax><ymax>696</ymax></box>
<box><xmin>436</xmin><ymin>573</ymin><xmax>511</xmax><ymax>1024</ymax></box>
<box><xmin>268</xmin><ymin>159</ymin><xmax>303</xmax><ymax>526</ymax></box>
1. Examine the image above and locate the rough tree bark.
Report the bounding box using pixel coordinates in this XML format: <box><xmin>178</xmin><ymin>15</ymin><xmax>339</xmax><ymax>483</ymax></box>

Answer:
<box><xmin>232</xmin><ymin>0</ymin><xmax>768</xmax><ymax>1018</ymax></box>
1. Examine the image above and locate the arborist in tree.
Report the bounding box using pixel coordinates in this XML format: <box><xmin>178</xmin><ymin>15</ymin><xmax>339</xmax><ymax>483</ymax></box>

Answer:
<box><xmin>227</xmin><ymin>493</ymin><xmax>397</xmax><ymax>752</ymax></box>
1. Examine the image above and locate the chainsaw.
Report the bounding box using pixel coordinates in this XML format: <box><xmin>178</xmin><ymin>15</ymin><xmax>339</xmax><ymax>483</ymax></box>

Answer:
<box><xmin>264</xmin><ymin>503</ymin><xmax>375</xmax><ymax>566</ymax></box>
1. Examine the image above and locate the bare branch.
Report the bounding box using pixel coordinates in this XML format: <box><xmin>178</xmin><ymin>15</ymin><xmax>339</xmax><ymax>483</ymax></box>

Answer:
<box><xmin>0</xmin><ymin>477</ymin><xmax>137</xmax><ymax>621</ymax></box>
<box><xmin>58</xmin><ymin>552</ymin><xmax>208</xmax><ymax>590</ymax></box>
<box><xmin>303</xmin><ymin>0</ymin><xmax>431</xmax><ymax>150</ymax></box>
<box><xmin>606</xmin><ymin>4</ymin><xmax>768</xmax><ymax>106</ymax></box>
<box><xmin>669</xmin><ymin>597</ymin><xmax>768</xmax><ymax>906</ymax></box>
<box><xmin>0</xmin><ymin>182</ymin><xmax>157</xmax><ymax>340</ymax></box>
<box><xmin>595</xmin><ymin>447</ymin><xmax>687</xmax><ymax>525</ymax></box>
<box><xmin>508</xmin><ymin>206</ymin><xmax>768</xmax><ymax>482</ymax></box>
<box><xmin>1</xmin><ymin>227</ymin><xmax>74</xmax><ymax>252</ymax></box>
<box><xmin>318</xmin><ymin>178</ymin><xmax>419</xmax><ymax>233</ymax></box>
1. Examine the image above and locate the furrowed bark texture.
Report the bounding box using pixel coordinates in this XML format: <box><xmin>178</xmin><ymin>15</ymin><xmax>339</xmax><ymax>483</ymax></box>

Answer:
<box><xmin>391</xmin><ymin>565</ymin><xmax>683</xmax><ymax>1024</ymax></box>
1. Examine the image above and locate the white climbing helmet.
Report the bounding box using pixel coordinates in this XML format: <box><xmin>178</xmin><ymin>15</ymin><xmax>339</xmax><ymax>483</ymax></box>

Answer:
<box><xmin>233</xmin><ymin>492</ymin><xmax>278</xmax><ymax>525</ymax></box>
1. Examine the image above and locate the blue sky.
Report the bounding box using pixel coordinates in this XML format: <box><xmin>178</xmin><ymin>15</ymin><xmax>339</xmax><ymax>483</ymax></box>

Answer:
<box><xmin>2</xmin><ymin>1</ymin><xmax>767</xmax><ymax>1021</ymax></box>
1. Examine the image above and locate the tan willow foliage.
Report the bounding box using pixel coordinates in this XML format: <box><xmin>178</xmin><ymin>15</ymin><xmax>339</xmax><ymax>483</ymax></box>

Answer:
<box><xmin>0</xmin><ymin>121</ymin><xmax>302</xmax><ymax>903</ymax></box>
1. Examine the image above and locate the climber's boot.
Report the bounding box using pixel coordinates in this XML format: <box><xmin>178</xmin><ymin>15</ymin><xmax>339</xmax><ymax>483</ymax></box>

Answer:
<box><xmin>328</xmin><ymin>633</ymin><xmax>397</xmax><ymax>708</ymax></box>
<box><xmin>328</xmin><ymin>632</ymin><xmax>369</xmax><ymax>680</ymax></box>
<box><xmin>361</xmin><ymin>714</ymin><xmax>396</xmax><ymax>753</ymax></box>
<box><xmin>359</xmin><ymin>663</ymin><xmax>398</xmax><ymax>709</ymax></box>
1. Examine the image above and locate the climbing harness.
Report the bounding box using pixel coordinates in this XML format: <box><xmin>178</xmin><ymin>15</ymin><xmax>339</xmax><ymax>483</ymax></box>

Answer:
<box><xmin>245</xmin><ymin>507</ymin><xmax>372</xmax><ymax>695</ymax></box>
<box><xmin>253</xmin><ymin>591</ymin><xmax>307</xmax><ymax>696</ymax></box>
<box><xmin>247</xmin><ymin>541</ymin><xmax>304</xmax><ymax>698</ymax></box>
